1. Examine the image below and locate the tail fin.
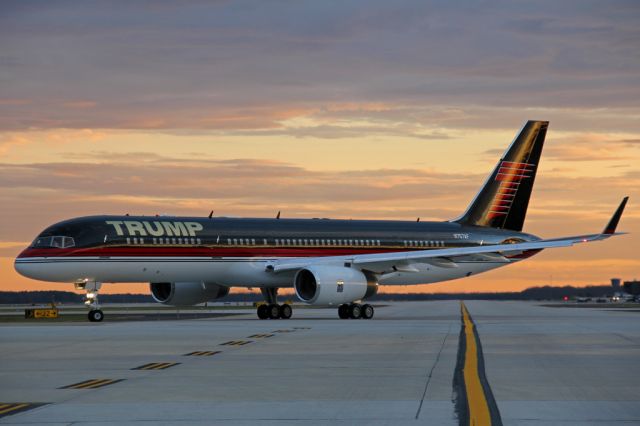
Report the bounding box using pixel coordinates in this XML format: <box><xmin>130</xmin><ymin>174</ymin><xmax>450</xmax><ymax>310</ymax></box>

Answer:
<box><xmin>454</xmin><ymin>120</ymin><xmax>549</xmax><ymax>231</ymax></box>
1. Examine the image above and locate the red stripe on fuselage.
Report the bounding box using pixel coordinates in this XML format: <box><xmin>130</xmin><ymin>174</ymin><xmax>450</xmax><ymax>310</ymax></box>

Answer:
<box><xmin>17</xmin><ymin>246</ymin><xmax>416</xmax><ymax>259</ymax></box>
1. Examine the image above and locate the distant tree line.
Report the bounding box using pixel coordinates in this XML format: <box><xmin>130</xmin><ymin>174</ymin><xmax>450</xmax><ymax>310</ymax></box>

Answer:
<box><xmin>0</xmin><ymin>285</ymin><xmax>615</xmax><ymax>305</ymax></box>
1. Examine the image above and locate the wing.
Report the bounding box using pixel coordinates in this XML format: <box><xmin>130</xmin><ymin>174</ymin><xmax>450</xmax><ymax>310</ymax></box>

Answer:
<box><xmin>269</xmin><ymin>197</ymin><xmax>629</xmax><ymax>275</ymax></box>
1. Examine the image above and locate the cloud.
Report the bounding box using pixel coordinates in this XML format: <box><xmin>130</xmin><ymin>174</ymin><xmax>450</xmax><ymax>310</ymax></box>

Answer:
<box><xmin>543</xmin><ymin>133</ymin><xmax>637</xmax><ymax>162</ymax></box>
<box><xmin>0</xmin><ymin>1</ymin><xmax>638</xmax><ymax>132</ymax></box>
<box><xmin>0</xmin><ymin>241</ymin><xmax>29</xmax><ymax>257</ymax></box>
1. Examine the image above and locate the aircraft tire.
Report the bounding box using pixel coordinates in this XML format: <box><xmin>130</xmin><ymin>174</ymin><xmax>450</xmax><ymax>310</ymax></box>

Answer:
<box><xmin>361</xmin><ymin>304</ymin><xmax>374</xmax><ymax>319</ymax></box>
<box><xmin>349</xmin><ymin>303</ymin><xmax>362</xmax><ymax>319</ymax></box>
<box><xmin>88</xmin><ymin>309</ymin><xmax>104</xmax><ymax>322</ymax></box>
<box><xmin>338</xmin><ymin>304</ymin><xmax>350</xmax><ymax>319</ymax></box>
<box><xmin>257</xmin><ymin>304</ymin><xmax>269</xmax><ymax>320</ymax></box>
<box><xmin>279</xmin><ymin>304</ymin><xmax>292</xmax><ymax>319</ymax></box>
<box><xmin>268</xmin><ymin>304</ymin><xmax>281</xmax><ymax>319</ymax></box>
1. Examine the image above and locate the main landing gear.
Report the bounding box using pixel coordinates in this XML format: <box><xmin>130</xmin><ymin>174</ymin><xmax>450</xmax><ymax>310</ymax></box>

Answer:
<box><xmin>75</xmin><ymin>280</ymin><xmax>104</xmax><ymax>322</ymax></box>
<box><xmin>257</xmin><ymin>288</ymin><xmax>292</xmax><ymax>320</ymax></box>
<box><xmin>338</xmin><ymin>303</ymin><xmax>374</xmax><ymax>320</ymax></box>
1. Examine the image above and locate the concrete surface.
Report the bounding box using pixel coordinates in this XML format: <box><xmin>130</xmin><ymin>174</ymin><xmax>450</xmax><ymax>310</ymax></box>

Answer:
<box><xmin>0</xmin><ymin>301</ymin><xmax>639</xmax><ymax>425</ymax></box>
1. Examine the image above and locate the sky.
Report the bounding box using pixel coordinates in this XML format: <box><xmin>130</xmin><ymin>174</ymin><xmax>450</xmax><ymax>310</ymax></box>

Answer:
<box><xmin>1</xmin><ymin>0</ymin><xmax>639</xmax><ymax>294</ymax></box>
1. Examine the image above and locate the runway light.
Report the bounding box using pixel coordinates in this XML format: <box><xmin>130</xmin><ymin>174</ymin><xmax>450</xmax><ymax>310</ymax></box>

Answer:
<box><xmin>563</xmin><ymin>296</ymin><xmax>569</xmax><ymax>301</ymax></box>
<box><xmin>86</xmin><ymin>292</ymin><xmax>96</xmax><ymax>299</ymax></box>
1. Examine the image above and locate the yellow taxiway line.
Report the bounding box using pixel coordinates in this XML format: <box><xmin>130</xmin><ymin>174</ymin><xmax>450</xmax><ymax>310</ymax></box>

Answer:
<box><xmin>461</xmin><ymin>302</ymin><xmax>492</xmax><ymax>425</ymax></box>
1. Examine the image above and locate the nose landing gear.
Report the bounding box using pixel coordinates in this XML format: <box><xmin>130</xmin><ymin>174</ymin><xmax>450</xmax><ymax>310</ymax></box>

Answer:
<box><xmin>75</xmin><ymin>280</ymin><xmax>104</xmax><ymax>322</ymax></box>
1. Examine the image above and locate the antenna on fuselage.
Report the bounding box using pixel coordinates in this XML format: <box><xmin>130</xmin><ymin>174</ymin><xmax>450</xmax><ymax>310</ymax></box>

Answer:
<box><xmin>416</xmin><ymin>217</ymin><xmax>420</xmax><ymax>222</ymax></box>
<box><xmin>276</xmin><ymin>211</ymin><xmax>281</xmax><ymax>219</ymax></box>
<box><xmin>208</xmin><ymin>210</ymin><xmax>214</xmax><ymax>219</ymax></box>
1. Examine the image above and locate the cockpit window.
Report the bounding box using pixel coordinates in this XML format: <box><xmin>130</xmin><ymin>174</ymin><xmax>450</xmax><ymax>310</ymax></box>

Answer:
<box><xmin>32</xmin><ymin>236</ymin><xmax>75</xmax><ymax>248</ymax></box>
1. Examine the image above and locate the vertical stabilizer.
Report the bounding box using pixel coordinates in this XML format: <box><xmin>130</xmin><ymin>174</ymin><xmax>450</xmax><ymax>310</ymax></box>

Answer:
<box><xmin>454</xmin><ymin>120</ymin><xmax>548</xmax><ymax>231</ymax></box>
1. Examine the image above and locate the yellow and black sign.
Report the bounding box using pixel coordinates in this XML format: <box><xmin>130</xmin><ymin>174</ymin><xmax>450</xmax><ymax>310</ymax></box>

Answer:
<box><xmin>59</xmin><ymin>379</ymin><xmax>123</xmax><ymax>389</ymax></box>
<box><xmin>184</xmin><ymin>351</ymin><xmax>221</xmax><ymax>356</ymax></box>
<box><xmin>220</xmin><ymin>340</ymin><xmax>252</xmax><ymax>346</ymax></box>
<box><xmin>24</xmin><ymin>309</ymin><xmax>58</xmax><ymax>319</ymax></box>
<box><xmin>132</xmin><ymin>362</ymin><xmax>180</xmax><ymax>370</ymax></box>
<box><xmin>0</xmin><ymin>403</ymin><xmax>46</xmax><ymax>418</ymax></box>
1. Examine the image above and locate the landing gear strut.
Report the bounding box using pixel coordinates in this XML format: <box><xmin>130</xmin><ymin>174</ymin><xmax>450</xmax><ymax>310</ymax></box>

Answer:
<box><xmin>257</xmin><ymin>287</ymin><xmax>292</xmax><ymax>320</ymax></box>
<box><xmin>338</xmin><ymin>303</ymin><xmax>374</xmax><ymax>319</ymax></box>
<box><xmin>75</xmin><ymin>280</ymin><xmax>104</xmax><ymax>322</ymax></box>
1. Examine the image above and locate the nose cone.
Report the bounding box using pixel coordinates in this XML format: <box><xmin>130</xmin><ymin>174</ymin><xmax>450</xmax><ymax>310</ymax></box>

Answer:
<box><xmin>14</xmin><ymin>247</ymin><xmax>41</xmax><ymax>280</ymax></box>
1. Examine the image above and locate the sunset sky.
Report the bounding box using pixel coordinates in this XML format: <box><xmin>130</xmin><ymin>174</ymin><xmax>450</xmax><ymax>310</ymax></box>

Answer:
<box><xmin>1</xmin><ymin>1</ymin><xmax>638</xmax><ymax>294</ymax></box>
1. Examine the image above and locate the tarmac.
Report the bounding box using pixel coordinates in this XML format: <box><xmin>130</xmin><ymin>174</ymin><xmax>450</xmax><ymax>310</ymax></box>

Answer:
<box><xmin>0</xmin><ymin>301</ymin><xmax>639</xmax><ymax>425</ymax></box>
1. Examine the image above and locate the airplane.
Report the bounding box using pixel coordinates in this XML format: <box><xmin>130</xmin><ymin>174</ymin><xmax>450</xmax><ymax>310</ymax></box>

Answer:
<box><xmin>14</xmin><ymin>120</ymin><xmax>629</xmax><ymax>322</ymax></box>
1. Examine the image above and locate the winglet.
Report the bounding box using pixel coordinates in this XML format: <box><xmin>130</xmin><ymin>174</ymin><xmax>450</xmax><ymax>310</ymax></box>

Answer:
<box><xmin>603</xmin><ymin>196</ymin><xmax>629</xmax><ymax>234</ymax></box>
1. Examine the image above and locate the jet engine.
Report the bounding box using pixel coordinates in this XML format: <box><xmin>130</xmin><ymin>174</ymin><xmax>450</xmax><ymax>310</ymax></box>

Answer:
<box><xmin>294</xmin><ymin>266</ymin><xmax>378</xmax><ymax>305</ymax></box>
<box><xmin>150</xmin><ymin>282</ymin><xmax>229</xmax><ymax>306</ymax></box>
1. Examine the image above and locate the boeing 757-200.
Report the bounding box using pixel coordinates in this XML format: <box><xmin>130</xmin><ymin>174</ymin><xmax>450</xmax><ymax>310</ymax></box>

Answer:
<box><xmin>15</xmin><ymin>121</ymin><xmax>628</xmax><ymax>321</ymax></box>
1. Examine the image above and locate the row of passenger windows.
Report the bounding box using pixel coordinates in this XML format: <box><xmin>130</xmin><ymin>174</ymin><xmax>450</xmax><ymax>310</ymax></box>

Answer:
<box><xmin>225</xmin><ymin>238</ymin><xmax>382</xmax><ymax>246</ymax></box>
<box><xmin>125</xmin><ymin>236</ymin><xmax>445</xmax><ymax>248</ymax></box>
<box><xmin>405</xmin><ymin>240</ymin><xmax>445</xmax><ymax>248</ymax></box>
<box><xmin>274</xmin><ymin>238</ymin><xmax>381</xmax><ymax>247</ymax></box>
<box><xmin>127</xmin><ymin>237</ymin><xmax>201</xmax><ymax>245</ymax></box>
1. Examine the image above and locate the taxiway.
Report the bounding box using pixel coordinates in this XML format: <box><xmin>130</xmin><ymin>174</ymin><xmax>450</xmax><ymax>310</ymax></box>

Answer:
<box><xmin>0</xmin><ymin>301</ymin><xmax>639</xmax><ymax>425</ymax></box>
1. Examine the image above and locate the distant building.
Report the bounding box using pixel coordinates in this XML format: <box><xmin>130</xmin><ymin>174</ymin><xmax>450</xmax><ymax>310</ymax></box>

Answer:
<box><xmin>623</xmin><ymin>280</ymin><xmax>640</xmax><ymax>295</ymax></box>
<box><xmin>611</xmin><ymin>278</ymin><xmax>621</xmax><ymax>291</ymax></box>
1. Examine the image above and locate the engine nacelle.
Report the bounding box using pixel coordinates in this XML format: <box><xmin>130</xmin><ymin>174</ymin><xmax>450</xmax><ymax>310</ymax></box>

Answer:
<box><xmin>294</xmin><ymin>266</ymin><xmax>378</xmax><ymax>305</ymax></box>
<box><xmin>150</xmin><ymin>282</ymin><xmax>229</xmax><ymax>306</ymax></box>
